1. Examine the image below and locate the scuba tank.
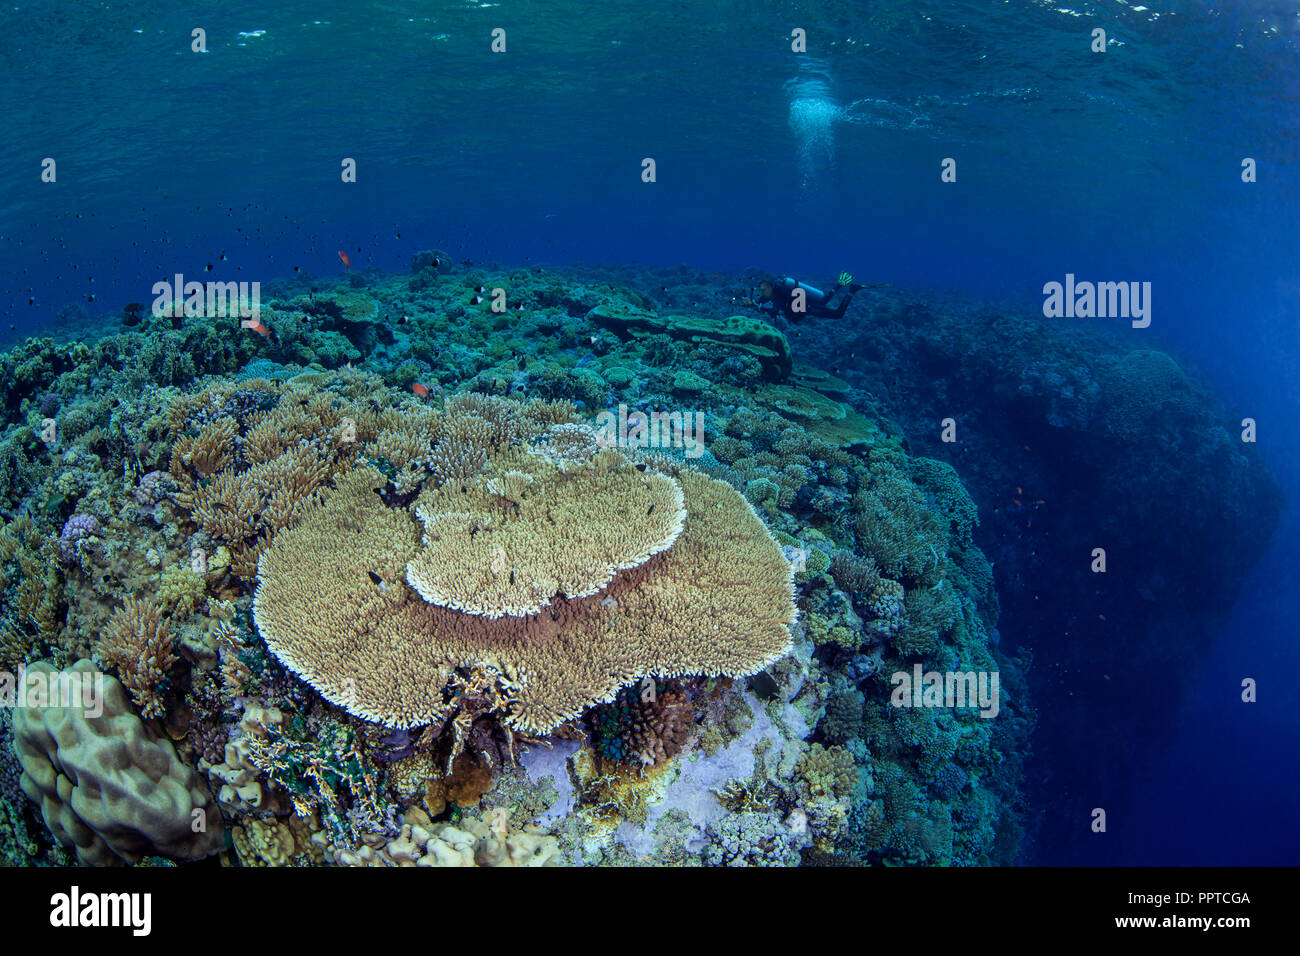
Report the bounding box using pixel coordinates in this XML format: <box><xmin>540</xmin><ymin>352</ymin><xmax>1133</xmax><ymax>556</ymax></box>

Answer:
<box><xmin>780</xmin><ymin>276</ymin><xmax>826</xmax><ymax>306</ymax></box>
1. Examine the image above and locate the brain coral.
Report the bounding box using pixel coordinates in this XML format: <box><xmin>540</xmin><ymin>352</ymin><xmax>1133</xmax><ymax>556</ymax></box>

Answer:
<box><xmin>407</xmin><ymin>449</ymin><xmax>686</xmax><ymax>618</ymax></box>
<box><xmin>254</xmin><ymin>458</ymin><xmax>795</xmax><ymax>734</ymax></box>
<box><xmin>10</xmin><ymin>660</ymin><xmax>223</xmax><ymax>865</ymax></box>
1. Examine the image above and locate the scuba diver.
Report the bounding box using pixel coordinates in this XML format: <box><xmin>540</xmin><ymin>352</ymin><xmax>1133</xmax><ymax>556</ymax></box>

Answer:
<box><xmin>748</xmin><ymin>272</ymin><xmax>876</xmax><ymax>323</ymax></box>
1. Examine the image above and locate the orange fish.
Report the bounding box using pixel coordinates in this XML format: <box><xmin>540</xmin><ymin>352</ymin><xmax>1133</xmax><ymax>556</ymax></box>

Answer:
<box><xmin>412</xmin><ymin>383</ymin><xmax>431</xmax><ymax>398</ymax></box>
<box><xmin>338</xmin><ymin>250</ymin><xmax>351</xmax><ymax>269</ymax></box>
<box><xmin>245</xmin><ymin>319</ymin><xmax>270</xmax><ymax>337</ymax></box>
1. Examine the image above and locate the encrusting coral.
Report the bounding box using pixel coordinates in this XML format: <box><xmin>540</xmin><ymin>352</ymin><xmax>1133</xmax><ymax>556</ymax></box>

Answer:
<box><xmin>315</xmin><ymin>806</ymin><xmax>560</xmax><ymax>867</ymax></box>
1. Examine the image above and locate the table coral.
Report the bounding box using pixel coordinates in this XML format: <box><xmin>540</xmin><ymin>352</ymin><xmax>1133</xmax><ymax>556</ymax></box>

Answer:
<box><xmin>253</xmin><ymin>445</ymin><xmax>795</xmax><ymax>735</ymax></box>
<box><xmin>407</xmin><ymin>449</ymin><xmax>686</xmax><ymax>617</ymax></box>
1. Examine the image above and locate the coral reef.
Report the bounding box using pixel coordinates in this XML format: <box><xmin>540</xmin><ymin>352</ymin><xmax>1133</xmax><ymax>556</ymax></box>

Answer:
<box><xmin>0</xmin><ymin>261</ymin><xmax>1149</xmax><ymax>870</ymax></box>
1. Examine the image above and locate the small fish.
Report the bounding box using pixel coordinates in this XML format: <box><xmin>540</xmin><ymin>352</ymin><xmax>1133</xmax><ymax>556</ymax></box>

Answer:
<box><xmin>470</xmin><ymin>295</ymin><xmax>483</xmax><ymax>305</ymax></box>
<box><xmin>412</xmin><ymin>383</ymin><xmax>431</xmax><ymax>398</ymax></box>
<box><xmin>338</xmin><ymin>250</ymin><xmax>351</xmax><ymax>268</ymax></box>
<box><xmin>246</xmin><ymin>319</ymin><xmax>271</xmax><ymax>337</ymax></box>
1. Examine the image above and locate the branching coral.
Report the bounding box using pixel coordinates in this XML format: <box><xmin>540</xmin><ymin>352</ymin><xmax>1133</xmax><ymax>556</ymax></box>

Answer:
<box><xmin>829</xmin><ymin>549</ymin><xmax>881</xmax><ymax>600</ymax></box>
<box><xmin>852</xmin><ymin>464</ymin><xmax>949</xmax><ymax>584</ymax></box>
<box><xmin>896</xmin><ymin>582</ymin><xmax>962</xmax><ymax>658</ymax></box>
<box><xmin>215</xmin><ymin>706</ymin><xmax>391</xmax><ymax>841</ymax></box>
<box><xmin>94</xmin><ymin>595</ymin><xmax>175</xmax><ymax>719</ymax></box>
<box><xmin>589</xmin><ymin>678</ymin><xmax>693</xmax><ymax>767</ymax></box>
<box><xmin>1</xmin><ymin>515</ymin><xmax>65</xmax><ymax>646</ymax></box>
<box><xmin>157</xmin><ymin>564</ymin><xmax>206</xmax><ymax>618</ymax></box>
<box><xmin>908</xmin><ymin>457</ymin><xmax>979</xmax><ymax>552</ymax></box>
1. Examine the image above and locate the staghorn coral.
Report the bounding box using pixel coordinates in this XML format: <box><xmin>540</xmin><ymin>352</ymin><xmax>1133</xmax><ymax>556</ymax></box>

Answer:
<box><xmin>167</xmin><ymin>378</ymin><xmax>365</xmax><ymax>580</ymax></box>
<box><xmin>2</xmin><ymin>516</ymin><xmax>66</xmax><ymax>645</ymax></box>
<box><xmin>11</xmin><ymin>660</ymin><xmax>223</xmax><ymax>865</ymax></box>
<box><xmin>254</xmin><ymin>458</ymin><xmax>795</xmax><ymax>735</ymax></box>
<box><xmin>0</xmin><ymin>620</ymin><xmax>38</xmax><ymax>671</ymax></box>
<box><xmin>407</xmin><ymin>449</ymin><xmax>686</xmax><ymax>618</ymax></box>
<box><xmin>179</xmin><ymin>443</ymin><xmax>338</xmax><ymax>579</ymax></box>
<box><xmin>210</xmin><ymin>703</ymin><xmax>392</xmax><ymax>841</ymax></box>
<box><xmin>170</xmin><ymin>415</ymin><xmax>238</xmax><ymax>477</ymax></box>
<box><xmin>94</xmin><ymin>596</ymin><xmax>175</xmax><ymax>719</ymax></box>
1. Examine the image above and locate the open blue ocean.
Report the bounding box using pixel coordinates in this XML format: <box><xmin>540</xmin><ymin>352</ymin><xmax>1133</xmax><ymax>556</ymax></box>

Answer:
<box><xmin>0</xmin><ymin>0</ymin><xmax>1295</xmax><ymax>874</ymax></box>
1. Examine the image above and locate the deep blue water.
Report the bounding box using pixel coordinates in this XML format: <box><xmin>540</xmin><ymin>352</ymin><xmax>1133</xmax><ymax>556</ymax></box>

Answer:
<box><xmin>2</xmin><ymin>0</ymin><xmax>1297</xmax><ymax>864</ymax></box>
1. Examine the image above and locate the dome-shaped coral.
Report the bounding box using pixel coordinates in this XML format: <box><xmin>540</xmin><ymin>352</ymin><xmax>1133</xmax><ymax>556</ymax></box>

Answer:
<box><xmin>11</xmin><ymin>660</ymin><xmax>223</xmax><ymax>866</ymax></box>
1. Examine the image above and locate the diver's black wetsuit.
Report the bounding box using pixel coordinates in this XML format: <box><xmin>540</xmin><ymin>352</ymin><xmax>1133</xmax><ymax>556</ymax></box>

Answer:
<box><xmin>758</xmin><ymin>277</ymin><xmax>862</xmax><ymax>322</ymax></box>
